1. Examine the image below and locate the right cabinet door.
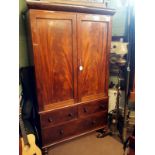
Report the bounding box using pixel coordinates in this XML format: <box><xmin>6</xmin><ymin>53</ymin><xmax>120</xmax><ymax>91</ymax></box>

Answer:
<box><xmin>77</xmin><ymin>14</ymin><xmax>111</xmax><ymax>102</ymax></box>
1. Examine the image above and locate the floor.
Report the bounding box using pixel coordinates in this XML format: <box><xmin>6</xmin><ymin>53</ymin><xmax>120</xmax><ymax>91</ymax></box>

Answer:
<box><xmin>48</xmin><ymin>132</ymin><xmax>124</xmax><ymax>155</ymax></box>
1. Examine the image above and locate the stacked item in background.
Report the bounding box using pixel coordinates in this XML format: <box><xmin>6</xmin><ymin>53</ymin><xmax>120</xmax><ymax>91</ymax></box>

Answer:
<box><xmin>108</xmin><ymin>40</ymin><xmax>129</xmax><ymax>138</ymax></box>
<box><xmin>108</xmin><ymin>40</ymin><xmax>128</xmax><ymax>114</ymax></box>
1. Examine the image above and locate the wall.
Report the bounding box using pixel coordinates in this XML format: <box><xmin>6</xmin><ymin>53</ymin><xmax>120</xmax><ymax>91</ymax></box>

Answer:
<box><xmin>108</xmin><ymin>0</ymin><xmax>128</xmax><ymax>36</ymax></box>
<box><xmin>19</xmin><ymin>0</ymin><xmax>29</xmax><ymax>67</ymax></box>
<box><xmin>19</xmin><ymin>0</ymin><xmax>128</xmax><ymax>67</ymax></box>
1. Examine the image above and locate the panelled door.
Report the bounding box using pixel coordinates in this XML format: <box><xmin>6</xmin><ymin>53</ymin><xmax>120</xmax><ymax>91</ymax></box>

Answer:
<box><xmin>29</xmin><ymin>10</ymin><xmax>77</xmax><ymax>111</ymax></box>
<box><xmin>77</xmin><ymin>14</ymin><xmax>111</xmax><ymax>102</ymax></box>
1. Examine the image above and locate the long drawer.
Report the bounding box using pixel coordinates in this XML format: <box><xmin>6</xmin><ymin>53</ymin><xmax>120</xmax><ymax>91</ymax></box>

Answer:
<box><xmin>41</xmin><ymin>111</ymin><xmax>107</xmax><ymax>146</ymax></box>
<box><xmin>40</xmin><ymin>106</ymin><xmax>78</xmax><ymax>128</ymax></box>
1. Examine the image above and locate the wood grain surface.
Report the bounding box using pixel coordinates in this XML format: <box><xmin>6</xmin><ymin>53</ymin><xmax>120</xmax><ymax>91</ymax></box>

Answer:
<box><xmin>27</xmin><ymin>5</ymin><xmax>115</xmax><ymax>152</ymax></box>
<box><xmin>77</xmin><ymin>14</ymin><xmax>110</xmax><ymax>102</ymax></box>
<box><xmin>29</xmin><ymin>10</ymin><xmax>77</xmax><ymax>111</ymax></box>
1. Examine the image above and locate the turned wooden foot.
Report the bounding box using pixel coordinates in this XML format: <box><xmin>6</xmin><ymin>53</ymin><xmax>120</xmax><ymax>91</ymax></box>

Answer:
<box><xmin>42</xmin><ymin>148</ymin><xmax>48</xmax><ymax>155</ymax></box>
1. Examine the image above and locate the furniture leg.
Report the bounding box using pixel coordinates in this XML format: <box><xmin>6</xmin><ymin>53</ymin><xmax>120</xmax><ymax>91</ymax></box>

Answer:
<box><xmin>42</xmin><ymin>148</ymin><xmax>48</xmax><ymax>155</ymax></box>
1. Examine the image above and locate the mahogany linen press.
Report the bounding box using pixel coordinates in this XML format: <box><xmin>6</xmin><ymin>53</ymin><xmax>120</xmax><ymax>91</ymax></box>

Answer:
<box><xmin>26</xmin><ymin>1</ymin><xmax>115</xmax><ymax>154</ymax></box>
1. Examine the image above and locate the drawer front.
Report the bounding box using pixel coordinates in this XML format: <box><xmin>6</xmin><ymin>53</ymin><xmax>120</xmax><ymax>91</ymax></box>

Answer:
<box><xmin>41</xmin><ymin>111</ymin><xmax>107</xmax><ymax>146</ymax></box>
<box><xmin>40</xmin><ymin>106</ymin><xmax>78</xmax><ymax>128</ymax></box>
<box><xmin>78</xmin><ymin>99</ymin><xmax>108</xmax><ymax>117</ymax></box>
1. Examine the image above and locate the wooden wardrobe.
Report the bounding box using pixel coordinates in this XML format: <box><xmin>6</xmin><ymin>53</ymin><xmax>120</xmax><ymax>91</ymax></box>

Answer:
<box><xmin>26</xmin><ymin>1</ymin><xmax>115</xmax><ymax>154</ymax></box>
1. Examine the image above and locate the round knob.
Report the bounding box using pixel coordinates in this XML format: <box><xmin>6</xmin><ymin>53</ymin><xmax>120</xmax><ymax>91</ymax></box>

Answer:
<box><xmin>79</xmin><ymin>65</ymin><xmax>83</xmax><ymax>71</ymax></box>
<box><xmin>48</xmin><ymin>117</ymin><xmax>53</xmax><ymax>122</ymax></box>
<box><xmin>91</xmin><ymin>120</ymin><xmax>96</xmax><ymax>125</ymax></box>
<box><xmin>68</xmin><ymin>113</ymin><xmax>73</xmax><ymax>117</ymax></box>
<box><xmin>100</xmin><ymin>104</ymin><xmax>105</xmax><ymax>109</ymax></box>
<box><xmin>59</xmin><ymin>129</ymin><xmax>64</xmax><ymax>135</ymax></box>
<box><xmin>83</xmin><ymin>107</ymin><xmax>88</xmax><ymax>113</ymax></box>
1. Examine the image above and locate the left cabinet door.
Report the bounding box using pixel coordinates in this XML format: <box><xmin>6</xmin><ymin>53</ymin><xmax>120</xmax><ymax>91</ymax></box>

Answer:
<box><xmin>28</xmin><ymin>10</ymin><xmax>77</xmax><ymax>111</ymax></box>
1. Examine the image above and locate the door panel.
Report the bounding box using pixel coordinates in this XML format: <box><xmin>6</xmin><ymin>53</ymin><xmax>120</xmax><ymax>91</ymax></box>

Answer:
<box><xmin>77</xmin><ymin>14</ymin><xmax>110</xmax><ymax>102</ymax></box>
<box><xmin>29</xmin><ymin>10</ymin><xmax>77</xmax><ymax>110</ymax></box>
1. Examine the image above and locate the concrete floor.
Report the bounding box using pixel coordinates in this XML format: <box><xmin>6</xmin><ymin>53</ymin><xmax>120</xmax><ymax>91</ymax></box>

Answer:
<box><xmin>48</xmin><ymin>132</ymin><xmax>124</xmax><ymax>155</ymax></box>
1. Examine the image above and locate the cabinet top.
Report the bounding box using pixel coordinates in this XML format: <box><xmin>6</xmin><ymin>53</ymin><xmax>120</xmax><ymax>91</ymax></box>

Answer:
<box><xmin>26</xmin><ymin>0</ymin><xmax>116</xmax><ymax>16</ymax></box>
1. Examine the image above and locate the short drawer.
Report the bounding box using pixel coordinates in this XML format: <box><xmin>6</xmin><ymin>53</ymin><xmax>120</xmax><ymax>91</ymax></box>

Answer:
<box><xmin>40</xmin><ymin>106</ymin><xmax>78</xmax><ymax>128</ymax></box>
<box><xmin>41</xmin><ymin>111</ymin><xmax>107</xmax><ymax>146</ymax></box>
<box><xmin>78</xmin><ymin>99</ymin><xmax>108</xmax><ymax>117</ymax></box>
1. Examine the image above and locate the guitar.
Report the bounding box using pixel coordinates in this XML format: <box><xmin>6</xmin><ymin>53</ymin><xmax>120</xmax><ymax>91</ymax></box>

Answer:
<box><xmin>19</xmin><ymin>95</ymin><xmax>42</xmax><ymax>155</ymax></box>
